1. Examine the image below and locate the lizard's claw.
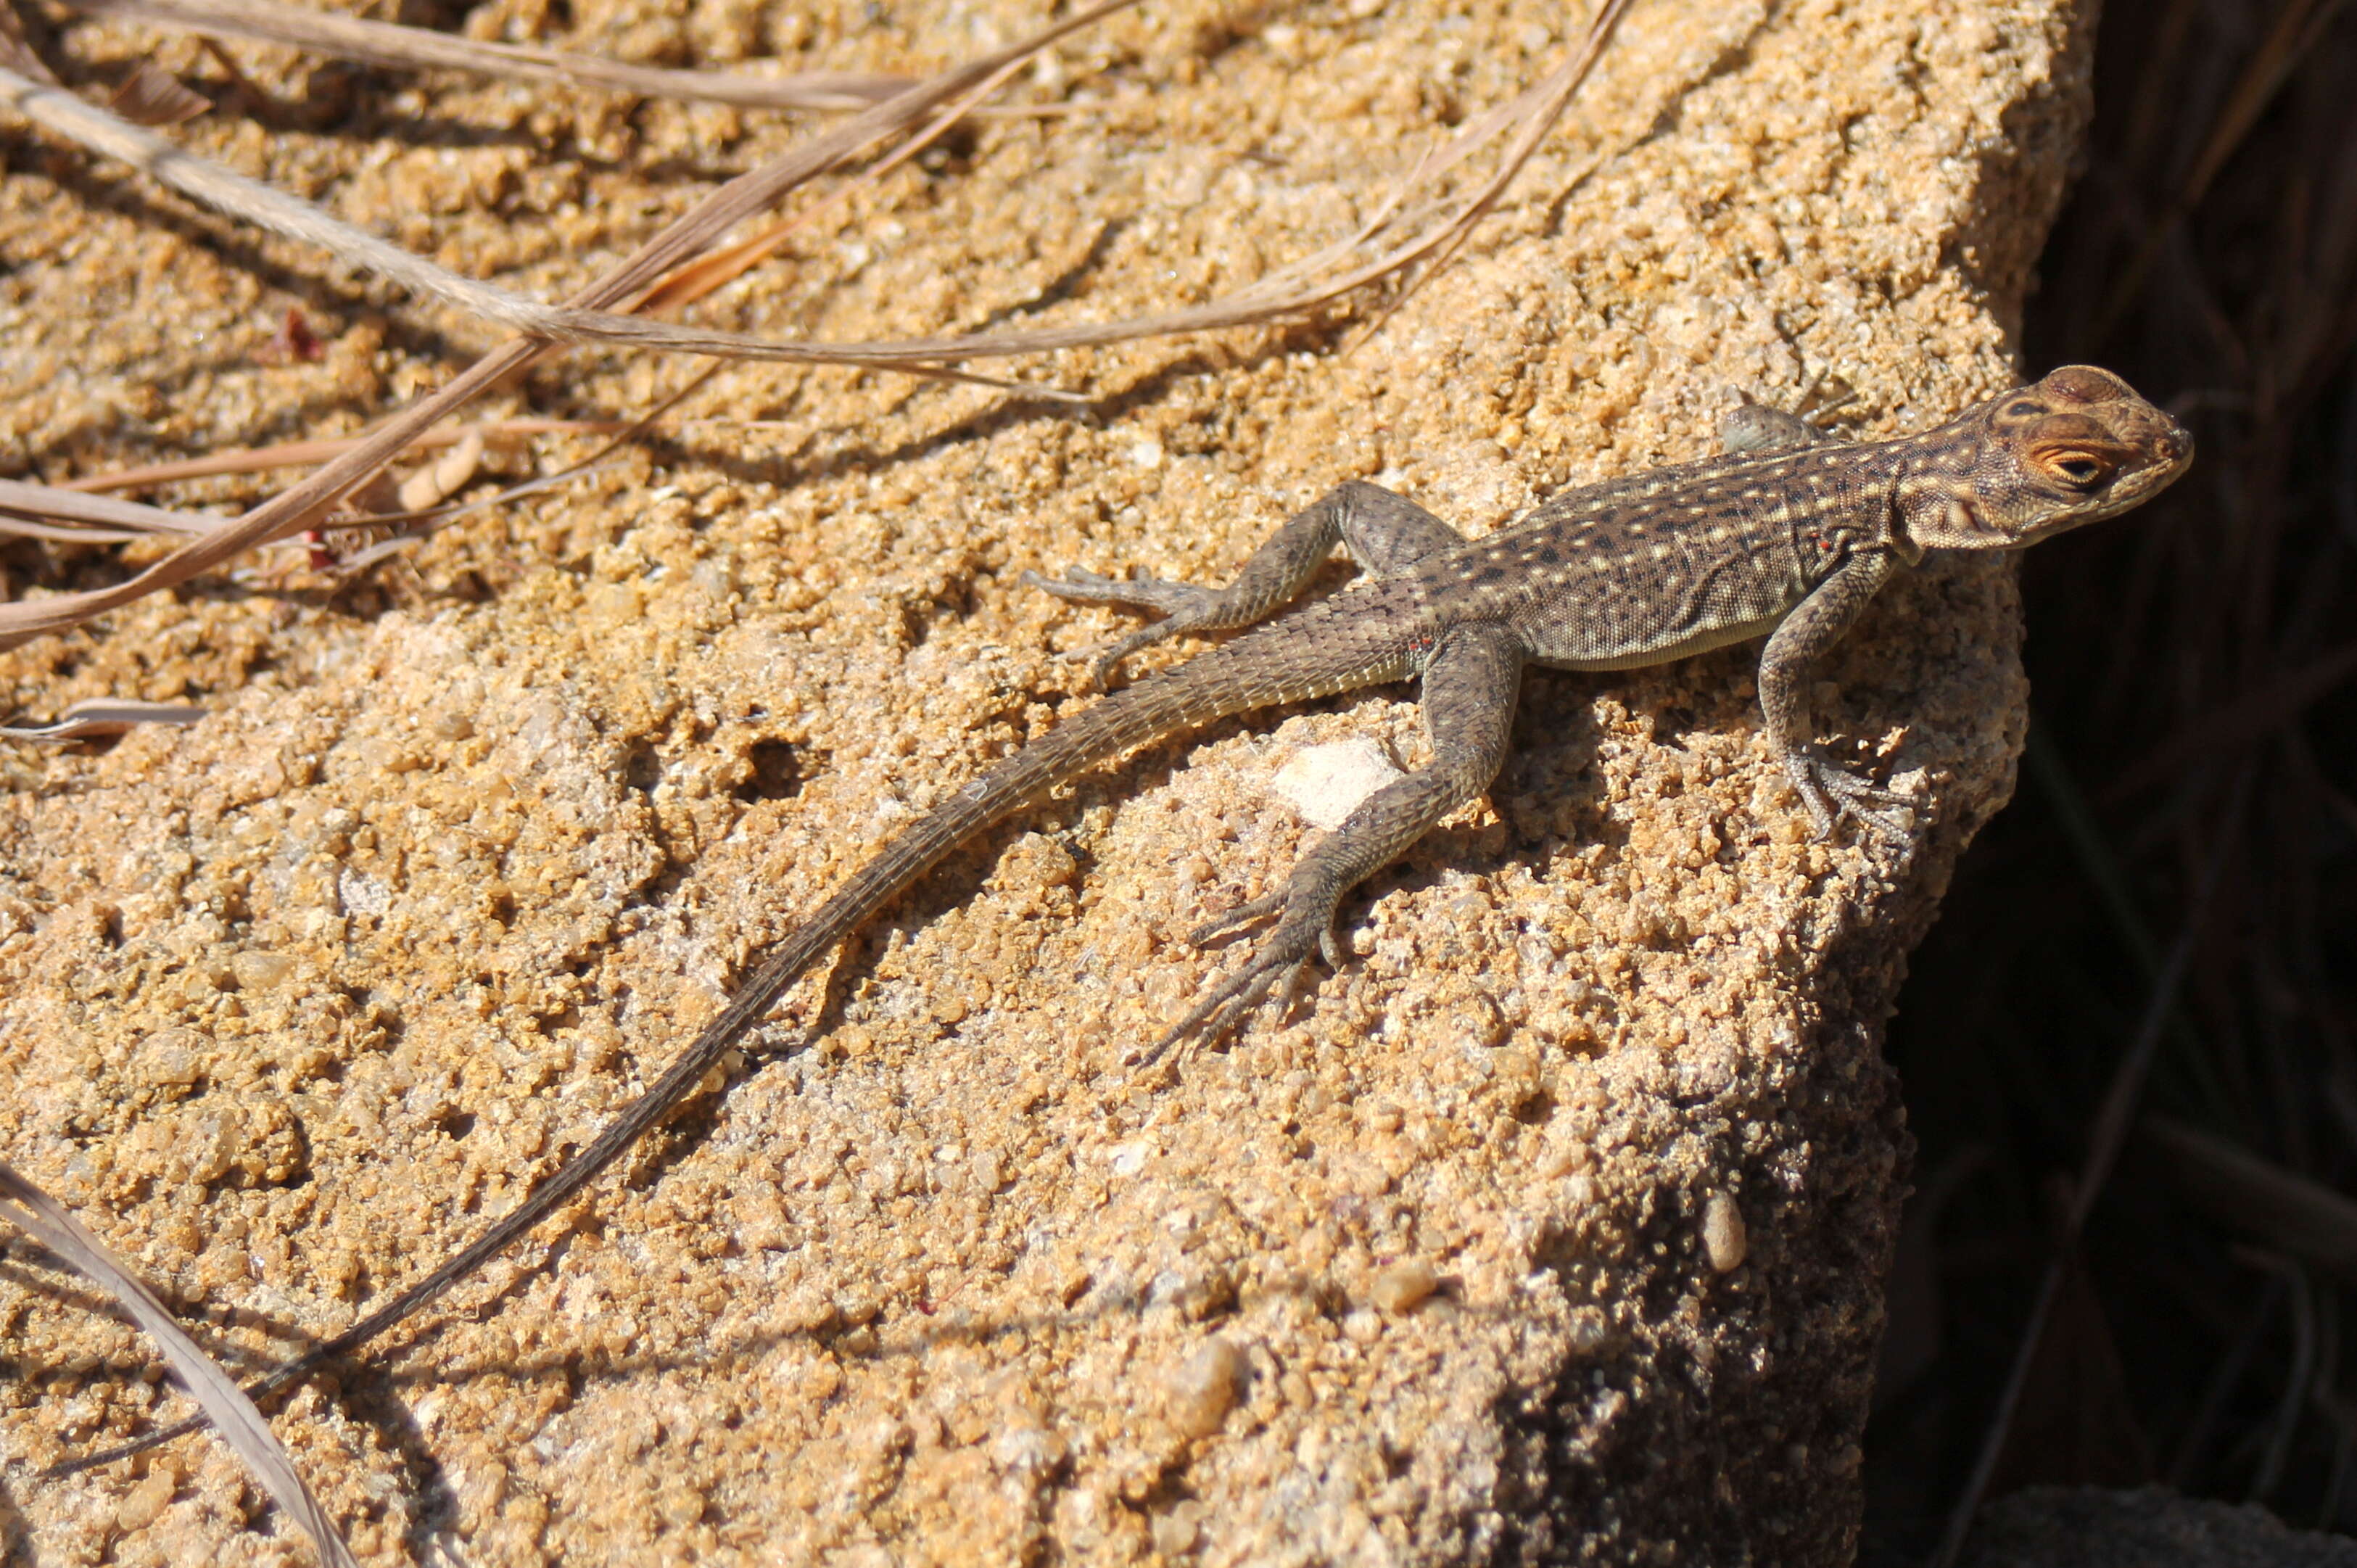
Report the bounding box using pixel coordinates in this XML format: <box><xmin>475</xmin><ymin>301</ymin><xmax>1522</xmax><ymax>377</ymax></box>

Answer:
<box><xmin>1128</xmin><ymin>892</ymin><xmax>1339</xmax><ymax>1070</ymax></box>
<box><xmin>1787</xmin><ymin>752</ymin><xmax>1919</xmax><ymax>844</ymax></box>
<box><xmin>1022</xmin><ymin>566</ymin><xmax>1223</xmax><ymax>689</ymax></box>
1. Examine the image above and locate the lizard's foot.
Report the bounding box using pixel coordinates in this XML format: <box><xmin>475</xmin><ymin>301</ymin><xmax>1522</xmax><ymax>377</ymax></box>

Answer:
<box><xmin>1128</xmin><ymin>890</ymin><xmax>1347</xmax><ymax>1070</ymax></box>
<box><xmin>1788</xmin><ymin>752</ymin><xmax>1919</xmax><ymax>844</ymax></box>
<box><xmin>1022</xmin><ymin>567</ymin><xmax>1223</xmax><ymax>688</ymax></box>
<box><xmin>1719</xmin><ymin>376</ymin><xmax>1859</xmax><ymax>454</ymax></box>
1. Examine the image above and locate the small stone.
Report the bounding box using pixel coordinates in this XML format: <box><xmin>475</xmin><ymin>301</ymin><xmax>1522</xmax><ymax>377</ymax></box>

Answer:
<box><xmin>133</xmin><ymin>1030</ymin><xmax>206</xmax><ymax>1089</ymax></box>
<box><xmin>1163</xmin><ymin>1337</ymin><xmax>1247</xmax><ymax>1438</ymax></box>
<box><xmin>999</xmin><ymin>833</ymin><xmax>1078</xmax><ymax>890</ymax></box>
<box><xmin>113</xmin><ymin>1471</ymin><xmax>174</xmax><ymax>1531</ymax></box>
<box><xmin>230</xmin><ymin>951</ymin><xmax>296</xmax><ymax>992</ymax></box>
<box><xmin>1369</xmin><ymin>1260</ymin><xmax>1441</xmax><ymax>1314</ymax></box>
<box><xmin>1151</xmin><ymin>1499</ymin><xmax>1208</xmax><ymax>1556</ymax></box>
<box><xmin>1703</xmin><ymin>1192</ymin><xmax>1749</xmax><ymax>1273</ymax></box>
<box><xmin>1538</xmin><ymin>1140</ymin><xmax>1595</xmax><ymax>1179</ymax></box>
<box><xmin>1270</xmin><ymin>737</ymin><xmax>1403</xmax><ymax>830</ymax></box>
<box><xmin>659</xmin><ymin>1482</ymin><xmax>706</xmax><ymax>1529</ymax></box>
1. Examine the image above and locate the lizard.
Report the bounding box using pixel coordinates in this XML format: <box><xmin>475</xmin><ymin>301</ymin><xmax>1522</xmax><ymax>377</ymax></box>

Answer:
<box><xmin>70</xmin><ymin>363</ymin><xmax>2190</xmax><ymax>1468</ymax></box>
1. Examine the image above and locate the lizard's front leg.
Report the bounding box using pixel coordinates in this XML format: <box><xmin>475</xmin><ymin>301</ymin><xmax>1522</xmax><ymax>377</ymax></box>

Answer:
<box><xmin>1143</xmin><ymin>620</ymin><xmax>1522</xmax><ymax>1061</ymax></box>
<box><xmin>1025</xmin><ymin>480</ymin><xmax>1466</xmax><ymax>685</ymax></box>
<box><xmin>1719</xmin><ymin>379</ymin><xmax>1856</xmax><ymax>454</ymax></box>
<box><xmin>1757</xmin><ymin>549</ymin><xmax>1917</xmax><ymax>841</ymax></box>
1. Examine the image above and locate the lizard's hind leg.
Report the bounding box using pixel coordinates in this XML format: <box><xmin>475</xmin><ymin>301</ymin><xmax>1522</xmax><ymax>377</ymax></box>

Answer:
<box><xmin>1026</xmin><ymin>480</ymin><xmax>1466</xmax><ymax>686</ymax></box>
<box><xmin>1139</xmin><ymin>620</ymin><xmax>1521</xmax><ymax>1065</ymax></box>
<box><xmin>1718</xmin><ymin>403</ymin><xmax>1832</xmax><ymax>455</ymax></box>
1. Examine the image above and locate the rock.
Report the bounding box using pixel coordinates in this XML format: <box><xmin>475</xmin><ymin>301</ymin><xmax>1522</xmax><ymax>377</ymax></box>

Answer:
<box><xmin>1704</xmin><ymin>1190</ymin><xmax>1750</xmax><ymax>1274</ymax></box>
<box><xmin>1960</xmin><ymin>1486</ymin><xmax>2357</xmax><ymax>1568</ymax></box>
<box><xmin>0</xmin><ymin>0</ymin><xmax>2097</xmax><ymax>1560</ymax></box>
<box><xmin>1272</xmin><ymin>736</ymin><xmax>1406</xmax><ymax>830</ymax></box>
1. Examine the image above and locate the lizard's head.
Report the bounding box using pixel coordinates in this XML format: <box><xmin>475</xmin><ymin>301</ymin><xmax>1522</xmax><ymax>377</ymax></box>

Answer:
<box><xmin>1902</xmin><ymin>366</ymin><xmax>2194</xmax><ymax>550</ymax></box>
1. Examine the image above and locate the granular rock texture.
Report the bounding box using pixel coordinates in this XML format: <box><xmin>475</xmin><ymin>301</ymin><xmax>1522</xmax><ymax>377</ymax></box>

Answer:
<box><xmin>1</xmin><ymin>0</ymin><xmax>2097</xmax><ymax>1561</ymax></box>
<box><xmin>1960</xmin><ymin>1487</ymin><xmax>2357</xmax><ymax>1568</ymax></box>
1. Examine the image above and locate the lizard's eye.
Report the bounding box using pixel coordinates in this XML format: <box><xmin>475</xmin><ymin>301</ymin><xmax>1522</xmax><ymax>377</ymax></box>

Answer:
<box><xmin>2041</xmin><ymin>450</ymin><xmax>2114</xmax><ymax>487</ymax></box>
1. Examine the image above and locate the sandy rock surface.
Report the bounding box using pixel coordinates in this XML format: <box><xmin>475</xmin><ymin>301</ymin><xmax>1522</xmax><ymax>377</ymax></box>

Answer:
<box><xmin>1</xmin><ymin>0</ymin><xmax>2094</xmax><ymax>1561</ymax></box>
<box><xmin>1961</xmin><ymin>1487</ymin><xmax>2357</xmax><ymax>1568</ymax></box>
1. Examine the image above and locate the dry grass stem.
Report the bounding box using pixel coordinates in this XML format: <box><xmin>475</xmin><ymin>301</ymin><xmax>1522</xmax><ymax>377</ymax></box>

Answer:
<box><xmin>0</xmin><ymin>0</ymin><xmax>1144</xmax><ymax>651</ymax></box>
<box><xmin>0</xmin><ymin>700</ymin><xmax>209</xmax><ymax>739</ymax></box>
<box><xmin>1</xmin><ymin>0</ymin><xmax>1628</xmax><ymax>653</ymax></box>
<box><xmin>0</xmin><ymin>1159</ymin><xmax>359</xmax><ymax>1567</ymax></box>
<box><xmin>55</xmin><ymin>419</ymin><xmax>626</xmax><ymax>492</ymax></box>
<box><xmin>4</xmin><ymin>0</ymin><xmax>1625</xmax><ymax>373</ymax></box>
<box><xmin>0</xmin><ymin>0</ymin><xmax>57</xmax><ymax>81</ymax></box>
<box><xmin>0</xmin><ymin>58</ymin><xmax>1044</xmax><ymax>368</ymax></box>
<box><xmin>75</xmin><ymin>0</ymin><xmax>912</xmax><ymax>112</ymax></box>
<box><xmin>305</xmin><ymin>458</ymin><xmax>632</xmax><ymax>571</ymax></box>
<box><xmin>2146</xmin><ymin>1116</ymin><xmax>2357</xmax><ymax>1290</ymax></box>
<box><xmin>104</xmin><ymin>57</ymin><xmax>209</xmax><ymax>124</ymax></box>
<box><xmin>0</xmin><ymin>479</ymin><xmax>229</xmax><ymax>539</ymax></box>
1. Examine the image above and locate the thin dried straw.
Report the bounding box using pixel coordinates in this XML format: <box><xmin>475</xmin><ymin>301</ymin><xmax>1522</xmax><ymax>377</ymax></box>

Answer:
<box><xmin>0</xmin><ymin>0</ymin><xmax>1145</xmax><ymax>652</ymax></box>
<box><xmin>0</xmin><ymin>447</ymin><xmax>614</xmax><ymax>546</ymax></box>
<box><xmin>0</xmin><ymin>478</ymin><xmax>230</xmax><ymax>539</ymax></box>
<box><xmin>74</xmin><ymin>0</ymin><xmax>912</xmax><ymax>112</ymax></box>
<box><xmin>2</xmin><ymin>0</ymin><xmax>1625</xmax><ymax>374</ymax></box>
<box><xmin>1</xmin><ymin>0</ymin><xmax>1630</xmax><ymax>647</ymax></box>
<box><xmin>0</xmin><ymin>1</ymin><xmax>55</xmax><ymax>81</ymax></box>
<box><xmin>0</xmin><ymin>700</ymin><xmax>207</xmax><ymax>739</ymax></box>
<box><xmin>0</xmin><ymin>59</ymin><xmax>1051</xmax><ymax>367</ymax></box>
<box><xmin>0</xmin><ymin>1158</ymin><xmax>359</xmax><ymax>1568</ymax></box>
<box><xmin>4</xmin><ymin>0</ymin><xmax>1631</xmax><ymax>370</ymax></box>
<box><xmin>55</xmin><ymin>419</ymin><xmax>626</xmax><ymax>492</ymax></box>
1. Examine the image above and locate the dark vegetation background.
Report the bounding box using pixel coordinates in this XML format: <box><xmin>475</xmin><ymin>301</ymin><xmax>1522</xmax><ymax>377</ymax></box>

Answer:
<box><xmin>1866</xmin><ymin>0</ymin><xmax>2357</xmax><ymax>1556</ymax></box>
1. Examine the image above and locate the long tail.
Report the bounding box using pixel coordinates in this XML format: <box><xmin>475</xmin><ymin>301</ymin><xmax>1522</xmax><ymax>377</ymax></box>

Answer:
<box><xmin>58</xmin><ymin>595</ymin><xmax>1413</xmax><ymax>1469</ymax></box>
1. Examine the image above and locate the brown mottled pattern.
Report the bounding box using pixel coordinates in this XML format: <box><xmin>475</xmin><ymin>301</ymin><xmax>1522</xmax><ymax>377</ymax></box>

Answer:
<box><xmin>158</xmin><ymin>366</ymin><xmax>2194</xmax><ymax>1430</ymax></box>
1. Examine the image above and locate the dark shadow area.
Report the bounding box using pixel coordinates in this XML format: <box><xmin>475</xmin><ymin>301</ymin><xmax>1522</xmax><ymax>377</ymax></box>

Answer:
<box><xmin>1867</xmin><ymin>0</ymin><xmax>2357</xmax><ymax>1559</ymax></box>
<box><xmin>0</xmin><ymin>1470</ymin><xmax>30</xmax><ymax>1568</ymax></box>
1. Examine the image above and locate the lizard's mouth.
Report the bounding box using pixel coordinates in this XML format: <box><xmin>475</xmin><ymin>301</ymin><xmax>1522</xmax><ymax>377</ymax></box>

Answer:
<box><xmin>2071</xmin><ymin>431</ymin><xmax>2197</xmax><ymax>529</ymax></box>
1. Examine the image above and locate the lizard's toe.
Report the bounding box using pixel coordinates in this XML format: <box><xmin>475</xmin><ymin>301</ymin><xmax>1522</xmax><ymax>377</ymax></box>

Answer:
<box><xmin>1187</xmin><ymin>890</ymin><xmax>1287</xmax><ymax>946</ymax></box>
<box><xmin>1020</xmin><ymin>565</ymin><xmax>1115</xmax><ymax>597</ymax></box>
<box><xmin>1137</xmin><ymin>906</ymin><xmax>1332</xmax><ymax>1068</ymax></box>
<box><xmin>1025</xmin><ymin>566</ymin><xmax>1220</xmax><ymax>616</ymax></box>
<box><xmin>1792</xmin><ymin>754</ymin><xmax>1920</xmax><ymax>843</ymax></box>
<box><xmin>1836</xmin><ymin>794</ymin><xmax>1916</xmax><ymax>844</ymax></box>
<box><xmin>1027</xmin><ymin>566</ymin><xmax>1228</xmax><ymax>687</ymax></box>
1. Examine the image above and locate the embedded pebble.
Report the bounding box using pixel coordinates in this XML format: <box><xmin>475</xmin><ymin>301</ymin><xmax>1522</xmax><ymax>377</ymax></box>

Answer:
<box><xmin>1704</xmin><ymin>1192</ymin><xmax>1749</xmax><ymax>1274</ymax></box>
<box><xmin>1370</xmin><ymin>1260</ymin><xmax>1442</xmax><ymax>1313</ymax></box>
<box><xmin>1164</xmin><ymin>1337</ymin><xmax>1248</xmax><ymax>1438</ymax></box>
<box><xmin>1270</xmin><ymin>737</ymin><xmax>1405</xmax><ymax>829</ymax></box>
